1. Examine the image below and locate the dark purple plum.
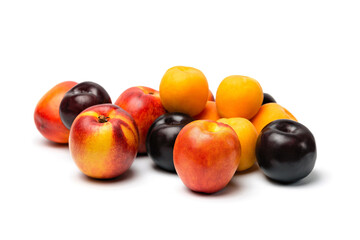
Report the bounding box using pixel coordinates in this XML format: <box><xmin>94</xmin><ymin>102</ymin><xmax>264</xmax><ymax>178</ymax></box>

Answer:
<box><xmin>256</xmin><ymin>119</ymin><xmax>316</xmax><ymax>183</ymax></box>
<box><xmin>146</xmin><ymin>113</ymin><xmax>193</xmax><ymax>172</ymax></box>
<box><xmin>59</xmin><ymin>81</ymin><xmax>112</xmax><ymax>129</ymax></box>
<box><xmin>262</xmin><ymin>93</ymin><xmax>276</xmax><ymax>105</ymax></box>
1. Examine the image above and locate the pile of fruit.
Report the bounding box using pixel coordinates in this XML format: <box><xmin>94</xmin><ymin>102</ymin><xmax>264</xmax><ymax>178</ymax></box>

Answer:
<box><xmin>34</xmin><ymin>66</ymin><xmax>317</xmax><ymax>194</ymax></box>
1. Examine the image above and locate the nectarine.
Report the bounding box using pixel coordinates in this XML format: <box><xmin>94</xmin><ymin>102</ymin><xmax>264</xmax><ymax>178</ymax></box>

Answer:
<box><xmin>69</xmin><ymin>104</ymin><xmax>139</xmax><ymax>179</ymax></box>
<box><xmin>115</xmin><ymin>86</ymin><xmax>166</xmax><ymax>153</ymax></box>
<box><xmin>174</xmin><ymin>120</ymin><xmax>241</xmax><ymax>193</ymax></box>
<box><xmin>34</xmin><ymin>81</ymin><xmax>77</xmax><ymax>143</ymax></box>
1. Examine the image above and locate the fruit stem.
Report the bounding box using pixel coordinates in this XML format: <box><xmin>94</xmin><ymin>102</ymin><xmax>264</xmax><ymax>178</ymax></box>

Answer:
<box><xmin>98</xmin><ymin>115</ymin><xmax>109</xmax><ymax>123</ymax></box>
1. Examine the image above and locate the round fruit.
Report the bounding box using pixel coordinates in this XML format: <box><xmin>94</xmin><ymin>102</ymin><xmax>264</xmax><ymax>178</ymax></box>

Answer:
<box><xmin>69</xmin><ymin>104</ymin><xmax>139</xmax><ymax>179</ymax></box>
<box><xmin>251</xmin><ymin>103</ymin><xmax>297</xmax><ymax>133</ymax></box>
<box><xmin>159</xmin><ymin>66</ymin><xmax>209</xmax><ymax>116</ymax></box>
<box><xmin>60</xmin><ymin>81</ymin><xmax>112</xmax><ymax>129</ymax></box>
<box><xmin>217</xmin><ymin>118</ymin><xmax>258</xmax><ymax>171</ymax></box>
<box><xmin>115</xmin><ymin>86</ymin><xmax>166</xmax><ymax>153</ymax></box>
<box><xmin>34</xmin><ymin>81</ymin><xmax>77</xmax><ymax>143</ymax></box>
<box><xmin>256</xmin><ymin>119</ymin><xmax>317</xmax><ymax>183</ymax></box>
<box><xmin>146</xmin><ymin>113</ymin><xmax>193</xmax><ymax>172</ymax></box>
<box><xmin>174</xmin><ymin>120</ymin><xmax>241</xmax><ymax>193</ymax></box>
<box><xmin>262</xmin><ymin>93</ymin><xmax>276</xmax><ymax>105</ymax></box>
<box><xmin>216</xmin><ymin>75</ymin><xmax>263</xmax><ymax>119</ymax></box>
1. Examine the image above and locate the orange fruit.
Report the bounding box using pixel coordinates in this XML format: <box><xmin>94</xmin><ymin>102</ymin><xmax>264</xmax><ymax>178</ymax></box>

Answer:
<box><xmin>218</xmin><ymin>118</ymin><xmax>258</xmax><ymax>171</ymax></box>
<box><xmin>194</xmin><ymin>101</ymin><xmax>220</xmax><ymax>121</ymax></box>
<box><xmin>159</xmin><ymin>66</ymin><xmax>209</xmax><ymax>116</ymax></box>
<box><xmin>251</xmin><ymin>103</ymin><xmax>297</xmax><ymax>133</ymax></box>
<box><xmin>216</xmin><ymin>75</ymin><xmax>263</xmax><ymax>119</ymax></box>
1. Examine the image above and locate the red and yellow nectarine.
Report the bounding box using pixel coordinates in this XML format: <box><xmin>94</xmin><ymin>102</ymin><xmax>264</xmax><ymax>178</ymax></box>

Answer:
<box><xmin>174</xmin><ymin>120</ymin><xmax>241</xmax><ymax>193</ymax></box>
<box><xmin>34</xmin><ymin>81</ymin><xmax>77</xmax><ymax>143</ymax></box>
<box><xmin>69</xmin><ymin>104</ymin><xmax>139</xmax><ymax>179</ymax></box>
<box><xmin>115</xmin><ymin>86</ymin><xmax>166</xmax><ymax>153</ymax></box>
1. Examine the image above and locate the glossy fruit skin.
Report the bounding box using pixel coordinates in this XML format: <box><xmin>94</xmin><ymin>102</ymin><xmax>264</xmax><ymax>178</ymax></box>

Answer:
<box><xmin>256</xmin><ymin>119</ymin><xmax>316</xmax><ymax>183</ymax></box>
<box><xmin>34</xmin><ymin>81</ymin><xmax>78</xmax><ymax>143</ymax></box>
<box><xmin>174</xmin><ymin>120</ymin><xmax>241</xmax><ymax>194</ymax></box>
<box><xmin>69</xmin><ymin>104</ymin><xmax>139</xmax><ymax>179</ymax></box>
<box><xmin>146</xmin><ymin>113</ymin><xmax>193</xmax><ymax>172</ymax></box>
<box><xmin>60</xmin><ymin>81</ymin><xmax>112</xmax><ymax>129</ymax></box>
<box><xmin>262</xmin><ymin>93</ymin><xmax>276</xmax><ymax>105</ymax></box>
<box><xmin>115</xmin><ymin>86</ymin><xmax>166</xmax><ymax>153</ymax></box>
<box><xmin>159</xmin><ymin>66</ymin><xmax>209</xmax><ymax>116</ymax></box>
<box><xmin>216</xmin><ymin>75</ymin><xmax>263</xmax><ymax>119</ymax></box>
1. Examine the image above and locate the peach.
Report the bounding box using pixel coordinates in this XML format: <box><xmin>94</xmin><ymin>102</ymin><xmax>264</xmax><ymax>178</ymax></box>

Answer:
<box><xmin>218</xmin><ymin>118</ymin><xmax>258</xmax><ymax>171</ymax></box>
<box><xmin>193</xmin><ymin>101</ymin><xmax>220</xmax><ymax>121</ymax></box>
<box><xmin>69</xmin><ymin>104</ymin><xmax>139</xmax><ymax>179</ymax></box>
<box><xmin>115</xmin><ymin>86</ymin><xmax>166</xmax><ymax>153</ymax></box>
<box><xmin>216</xmin><ymin>75</ymin><xmax>263</xmax><ymax>119</ymax></box>
<box><xmin>174</xmin><ymin>120</ymin><xmax>241</xmax><ymax>193</ymax></box>
<box><xmin>251</xmin><ymin>103</ymin><xmax>297</xmax><ymax>133</ymax></box>
<box><xmin>34</xmin><ymin>81</ymin><xmax>77</xmax><ymax>143</ymax></box>
<box><xmin>159</xmin><ymin>66</ymin><xmax>209</xmax><ymax>116</ymax></box>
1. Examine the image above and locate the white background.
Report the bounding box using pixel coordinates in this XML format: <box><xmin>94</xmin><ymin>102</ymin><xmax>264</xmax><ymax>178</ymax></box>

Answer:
<box><xmin>1</xmin><ymin>1</ymin><xmax>359</xmax><ymax>239</ymax></box>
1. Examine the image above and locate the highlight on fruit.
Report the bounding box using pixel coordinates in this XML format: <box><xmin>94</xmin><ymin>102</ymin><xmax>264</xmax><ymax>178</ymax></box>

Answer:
<box><xmin>34</xmin><ymin>66</ymin><xmax>317</xmax><ymax>193</ymax></box>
